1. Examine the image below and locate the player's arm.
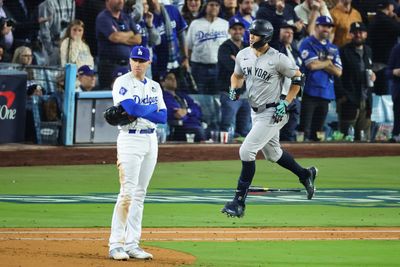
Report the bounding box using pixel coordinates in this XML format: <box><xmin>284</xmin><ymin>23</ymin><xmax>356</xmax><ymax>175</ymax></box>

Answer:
<box><xmin>285</xmin><ymin>69</ymin><xmax>303</xmax><ymax>103</ymax></box>
<box><xmin>141</xmin><ymin>109</ymin><xmax>167</xmax><ymax>124</ymax></box>
<box><xmin>228</xmin><ymin>72</ymin><xmax>245</xmax><ymax>101</ymax></box>
<box><xmin>141</xmin><ymin>84</ymin><xmax>168</xmax><ymax>124</ymax></box>
<box><xmin>272</xmin><ymin>70</ymin><xmax>304</xmax><ymax>123</ymax></box>
<box><xmin>120</xmin><ymin>99</ymin><xmax>158</xmax><ymax>117</ymax></box>
<box><xmin>230</xmin><ymin>72</ymin><xmax>244</xmax><ymax>89</ymax></box>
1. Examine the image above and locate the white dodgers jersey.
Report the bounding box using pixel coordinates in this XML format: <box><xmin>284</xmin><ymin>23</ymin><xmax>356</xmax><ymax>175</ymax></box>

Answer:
<box><xmin>112</xmin><ymin>72</ymin><xmax>166</xmax><ymax>130</ymax></box>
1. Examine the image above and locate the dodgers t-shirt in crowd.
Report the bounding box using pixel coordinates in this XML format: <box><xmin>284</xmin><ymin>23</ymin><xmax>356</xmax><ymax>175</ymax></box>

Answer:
<box><xmin>152</xmin><ymin>5</ymin><xmax>188</xmax><ymax>70</ymax></box>
<box><xmin>96</xmin><ymin>10</ymin><xmax>141</xmax><ymax>60</ymax></box>
<box><xmin>186</xmin><ymin>17</ymin><xmax>229</xmax><ymax>64</ymax></box>
<box><xmin>299</xmin><ymin>35</ymin><xmax>342</xmax><ymax>100</ymax></box>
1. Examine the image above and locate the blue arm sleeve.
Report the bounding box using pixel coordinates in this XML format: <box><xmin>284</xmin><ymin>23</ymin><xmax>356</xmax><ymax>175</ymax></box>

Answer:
<box><xmin>142</xmin><ymin>109</ymin><xmax>167</xmax><ymax>124</ymax></box>
<box><xmin>120</xmin><ymin>99</ymin><xmax>158</xmax><ymax>117</ymax></box>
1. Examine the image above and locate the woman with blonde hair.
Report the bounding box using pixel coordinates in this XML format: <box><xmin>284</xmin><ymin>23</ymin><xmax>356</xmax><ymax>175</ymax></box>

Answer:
<box><xmin>12</xmin><ymin>46</ymin><xmax>33</xmax><ymax>65</ymax></box>
<box><xmin>60</xmin><ymin>19</ymin><xmax>94</xmax><ymax>68</ymax></box>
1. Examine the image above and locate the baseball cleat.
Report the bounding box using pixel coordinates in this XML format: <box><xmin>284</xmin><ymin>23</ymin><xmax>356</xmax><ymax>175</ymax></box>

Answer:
<box><xmin>221</xmin><ymin>200</ymin><xmax>245</xmax><ymax>218</ymax></box>
<box><xmin>300</xmin><ymin>167</ymin><xmax>318</xmax><ymax>200</ymax></box>
<box><xmin>109</xmin><ymin>247</ymin><xmax>129</xmax><ymax>260</ymax></box>
<box><xmin>126</xmin><ymin>247</ymin><xmax>153</xmax><ymax>260</ymax></box>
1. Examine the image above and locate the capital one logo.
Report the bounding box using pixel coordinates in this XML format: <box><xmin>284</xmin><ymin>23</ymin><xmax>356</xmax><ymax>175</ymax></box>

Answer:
<box><xmin>0</xmin><ymin>91</ymin><xmax>17</xmax><ymax>120</ymax></box>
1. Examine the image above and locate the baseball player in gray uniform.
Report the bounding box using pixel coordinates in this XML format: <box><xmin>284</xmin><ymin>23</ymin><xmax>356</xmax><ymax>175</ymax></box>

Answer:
<box><xmin>221</xmin><ymin>19</ymin><xmax>318</xmax><ymax>218</ymax></box>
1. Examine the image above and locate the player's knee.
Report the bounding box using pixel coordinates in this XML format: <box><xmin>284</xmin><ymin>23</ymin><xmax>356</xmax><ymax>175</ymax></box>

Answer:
<box><xmin>132</xmin><ymin>188</ymin><xmax>147</xmax><ymax>203</ymax></box>
<box><xmin>239</xmin><ymin>146</ymin><xmax>257</xmax><ymax>161</ymax></box>
<box><xmin>264</xmin><ymin>146</ymin><xmax>282</xmax><ymax>163</ymax></box>
<box><xmin>119</xmin><ymin>193</ymin><xmax>133</xmax><ymax>206</ymax></box>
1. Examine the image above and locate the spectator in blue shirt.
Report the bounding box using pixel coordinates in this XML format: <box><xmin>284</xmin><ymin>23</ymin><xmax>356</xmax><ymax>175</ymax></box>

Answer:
<box><xmin>230</xmin><ymin>0</ymin><xmax>255</xmax><ymax>46</ymax></box>
<box><xmin>148</xmin><ymin>0</ymin><xmax>189</xmax><ymax>82</ymax></box>
<box><xmin>162</xmin><ymin>71</ymin><xmax>206</xmax><ymax>142</ymax></box>
<box><xmin>299</xmin><ymin>15</ymin><xmax>342</xmax><ymax>141</ymax></box>
<box><xmin>96</xmin><ymin>0</ymin><xmax>142</xmax><ymax>89</ymax></box>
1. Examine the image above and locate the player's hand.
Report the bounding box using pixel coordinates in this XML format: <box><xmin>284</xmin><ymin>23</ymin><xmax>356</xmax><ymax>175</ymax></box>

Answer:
<box><xmin>229</xmin><ymin>87</ymin><xmax>240</xmax><ymax>101</ymax></box>
<box><xmin>273</xmin><ymin>99</ymin><xmax>289</xmax><ymax>123</ymax></box>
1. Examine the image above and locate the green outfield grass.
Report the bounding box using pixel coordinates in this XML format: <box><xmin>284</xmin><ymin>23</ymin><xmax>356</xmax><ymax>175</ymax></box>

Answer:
<box><xmin>0</xmin><ymin>157</ymin><xmax>399</xmax><ymax>266</ymax></box>
<box><xmin>0</xmin><ymin>157</ymin><xmax>399</xmax><ymax>227</ymax></box>
<box><xmin>148</xmin><ymin>240</ymin><xmax>400</xmax><ymax>267</ymax></box>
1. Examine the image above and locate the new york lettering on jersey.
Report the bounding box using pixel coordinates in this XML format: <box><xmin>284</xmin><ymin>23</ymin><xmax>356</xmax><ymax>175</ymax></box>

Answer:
<box><xmin>241</xmin><ymin>63</ymin><xmax>274</xmax><ymax>82</ymax></box>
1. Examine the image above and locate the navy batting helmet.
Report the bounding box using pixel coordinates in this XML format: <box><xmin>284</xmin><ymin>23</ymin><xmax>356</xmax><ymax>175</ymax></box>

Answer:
<box><xmin>249</xmin><ymin>19</ymin><xmax>274</xmax><ymax>49</ymax></box>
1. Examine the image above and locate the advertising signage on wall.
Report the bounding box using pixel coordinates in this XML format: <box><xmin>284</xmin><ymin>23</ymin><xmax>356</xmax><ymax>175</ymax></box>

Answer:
<box><xmin>0</xmin><ymin>71</ymin><xmax>27</xmax><ymax>143</ymax></box>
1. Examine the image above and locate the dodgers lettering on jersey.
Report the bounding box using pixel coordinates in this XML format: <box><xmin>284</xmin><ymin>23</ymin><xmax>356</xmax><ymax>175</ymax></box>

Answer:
<box><xmin>132</xmin><ymin>95</ymin><xmax>158</xmax><ymax>105</ymax></box>
<box><xmin>112</xmin><ymin>72</ymin><xmax>166</xmax><ymax>130</ymax></box>
<box><xmin>195</xmin><ymin>30</ymin><xmax>228</xmax><ymax>43</ymax></box>
<box><xmin>234</xmin><ymin>47</ymin><xmax>298</xmax><ymax>108</ymax></box>
<box><xmin>187</xmin><ymin>17</ymin><xmax>229</xmax><ymax>64</ymax></box>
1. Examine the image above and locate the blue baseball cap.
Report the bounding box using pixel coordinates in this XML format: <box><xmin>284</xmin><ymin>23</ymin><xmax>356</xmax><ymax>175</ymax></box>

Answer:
<box><xmin>77</xmin><ymin>65</ymin><xmax>96</xmax><ymax>76</ymax></box>
<box><xmin>130</xmin><ymin>45</ymin><xmax>150</xmax><ymax>61</ymax></box>
<box><xmin>112</xmin><ymin>66</ymin><xmax>130</xmax><ymax>79</ymax></box>
<box><xmin>316</xmin><ymin>16</ymin><xmax>334</xmax><ymax>27</ymax></box>
<box><xmin>229</xmin><ymin>17</ymin><xmax>245</xmax><ymax>29</ymax></box>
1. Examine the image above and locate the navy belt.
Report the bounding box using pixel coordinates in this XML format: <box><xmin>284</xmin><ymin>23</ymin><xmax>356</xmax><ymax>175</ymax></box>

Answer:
<box><xmin>252</xmin><ymin>103</ymin><xmax>278</xmax><ymax>112</ymax></box>
<box><xmin>128</xmin><ymin>128</ymin><xmax>155</xmax><ymax>134</ymax></box>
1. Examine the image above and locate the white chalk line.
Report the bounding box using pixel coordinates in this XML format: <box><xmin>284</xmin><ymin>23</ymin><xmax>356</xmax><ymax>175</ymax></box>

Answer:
<box><xmin>0</xmin><ymin>237</ymin><xmax>399</xmax><ymax>241</ymax></box>
<box><xmin>1</xmin><ymin>230</ymin><xmax>400</xmax><ymax>234</ymax></box>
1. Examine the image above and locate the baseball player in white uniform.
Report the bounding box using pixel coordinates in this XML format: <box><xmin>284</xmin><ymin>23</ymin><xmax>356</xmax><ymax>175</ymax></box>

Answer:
<box><xmin>221</xmin><ymin>19</ymin><xmax>318</xmax><ymax>218</ymax></box>
<box><xmin>109</xmin><ymin>45</ymin><xmax>167</xmax><ymax>260</ymax></box>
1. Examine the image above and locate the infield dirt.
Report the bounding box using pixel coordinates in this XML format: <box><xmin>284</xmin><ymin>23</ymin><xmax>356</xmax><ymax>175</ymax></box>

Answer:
<box><xmin>1</xmin><ymin>227</ymin><xmax>399</xmax><ymax>267</ymax></box>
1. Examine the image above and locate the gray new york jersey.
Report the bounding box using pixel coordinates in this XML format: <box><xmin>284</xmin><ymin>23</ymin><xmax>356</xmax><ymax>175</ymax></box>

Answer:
<box><xmin>234</xmin><ymin>47</ymin><xmax>298</xmax><ymax>108</ymax></box>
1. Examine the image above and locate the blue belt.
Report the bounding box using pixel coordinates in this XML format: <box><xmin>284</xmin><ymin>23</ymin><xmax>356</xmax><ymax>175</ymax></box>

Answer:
<box><xmin>128</xmin><ymin>128</ymin><xmax>155</xmax><ymax>134</ymax></box>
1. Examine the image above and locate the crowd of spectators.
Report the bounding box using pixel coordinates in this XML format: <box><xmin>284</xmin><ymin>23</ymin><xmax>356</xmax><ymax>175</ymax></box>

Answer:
<box><xmin>1</xmin><ymin>0</ymin><xmax>400</xmax><ymax>143</ymax></box>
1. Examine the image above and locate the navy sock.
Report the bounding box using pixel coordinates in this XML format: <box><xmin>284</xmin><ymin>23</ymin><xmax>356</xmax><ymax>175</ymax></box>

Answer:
<box><xmin>276</xmin><ymin>150</ymin><xmax>308</xmax><ymax>180</ymax></box>
<box><xmin>234</xmin><ymin>161</ymin><xmax>256</xmax><ymax>203</ymax></box>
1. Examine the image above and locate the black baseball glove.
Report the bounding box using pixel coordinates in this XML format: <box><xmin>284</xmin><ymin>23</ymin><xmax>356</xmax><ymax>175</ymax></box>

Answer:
<box><xmin>104</xmin><ymin>105</ymin><xmax>136</xmax><ymax>126</ymax></box>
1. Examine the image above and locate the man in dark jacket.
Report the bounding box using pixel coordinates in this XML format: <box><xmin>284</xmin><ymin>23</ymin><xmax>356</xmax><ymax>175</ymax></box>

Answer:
<box><xmin>335</xmin><ymin>22</ymin><xmax>376</xmax><ymax>141</ymax></box>
<box><xmin>387</xmin><ymin>43</ymin><xmax>400</xmax><ymax>143</ymax></box>
<box><xmin>367</xmin><ymin>0</ymin><xmax>400</xmax><ymax>95</ymax></box>
<box><xmin>274</xmin><ymin>21</ymin><xmax>302</xmax><ymax>141</ymax></box>
<box><xmin>217</xmin><ymin>17</ymin><xmax>251</xmax><ymax>138</ymax></box>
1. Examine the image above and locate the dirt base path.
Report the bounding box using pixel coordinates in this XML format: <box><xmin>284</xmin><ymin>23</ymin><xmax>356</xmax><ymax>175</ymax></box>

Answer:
<box><xmin>0</xmin><ymin>227</ymin><xmax>399</xmax><ymax>267</ymax></box>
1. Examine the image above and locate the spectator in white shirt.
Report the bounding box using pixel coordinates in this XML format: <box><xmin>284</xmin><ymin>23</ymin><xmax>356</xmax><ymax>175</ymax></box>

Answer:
<box><xmin>186</xmin><ymin>0</ymin><xmax>229</xmax><ymax>94</ymax></box>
